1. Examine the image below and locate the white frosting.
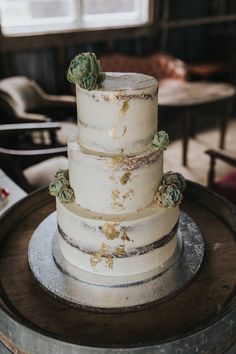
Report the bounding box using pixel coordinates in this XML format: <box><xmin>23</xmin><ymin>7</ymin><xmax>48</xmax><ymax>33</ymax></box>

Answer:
<box><xmin>56</xmin><ymin>71</ymin><xmax>181</xmax><ymax>282</ymax></box>
<box><xmin>76</xmin><ymin>73</ymin><xmax>158</xmax><ymax>154</ymax></box>
<box><xmin>68</xmin><ymin>137</ymin><xmax>163</xmax><ymax>214</ymax></box>
<box><xmin>59</xmin><ymin>235</ymin><xmax>178</xmax><ymax>277</ymax></box>
<box><xmin>57</xmin><ymin>199</ymin><xmax>179</xmax><ymax>276</ymax></box>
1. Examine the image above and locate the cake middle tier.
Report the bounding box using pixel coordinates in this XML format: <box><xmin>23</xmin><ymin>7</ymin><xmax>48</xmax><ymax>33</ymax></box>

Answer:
<box><xmin>69</xmin><ymin>137</ymin><xmax>163</xmax><ymax>214</ymax></box>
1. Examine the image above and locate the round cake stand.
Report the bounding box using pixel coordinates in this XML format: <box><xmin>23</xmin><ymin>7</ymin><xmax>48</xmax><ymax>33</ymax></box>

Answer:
<box><xmin>28</xmin><ymin>211</ymin><xmax>204</xmax><ymax>312</ymax></box>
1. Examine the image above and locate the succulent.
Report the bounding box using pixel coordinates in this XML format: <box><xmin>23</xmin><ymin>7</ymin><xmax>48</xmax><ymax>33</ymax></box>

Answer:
<box><xmin>152</xmin><ymin>131</ymin><xmax>169</xmax><ymax>151</ymax></box>
<box><xmin>162</xmin><ymin>171</ymin><xmax>186</xmax><ymax>192</ymax></box>
<box><xmin>48</xmin><ymin>178</ymin><xmax>64</xmax><ymax>197</ymax></box>
<box><xmin>55</xmin><ymin>169</ymin><xmax>69</xmax><ymax>180</ymax></box>
<box><xmin>80</xmin><ymin>72</ymin><xmax>97</xmax><ymax>90</ymax></box>
<box><xmin>58</xmin><ymin>187</ymin><xmax>75</xmax><ymax>204</ymax></box>
<box><xmin>157</xmin><ymin>183</ymin><xmax>183</xmax><ymax>208</ymax></box>
<box><xmin>67</xmin><ymin>52</ymin><xmax>105</xmax><ymax>90</ymax></box>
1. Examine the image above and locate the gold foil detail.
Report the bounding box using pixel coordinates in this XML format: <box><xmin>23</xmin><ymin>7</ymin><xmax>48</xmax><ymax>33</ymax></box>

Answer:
<box><xmin>120</xmin><ymin>231</ymin><xmax>130</xmax><ymax>242</ymax></box>
<box><xmin>111</xmin><ymin>189</ymin><xmax>120</xmax><ymax>201</ymax></box>
<box><xmin>120</xmin><ymin>172</ymin><xmax>131</xmax><ymax>185</ymax></box>
<box><xmin>90</xmin><ymin>243</ymin><xmax>111</xmax><ymax>268</ymax></box>
<box><xmin>111</xmin><ymin>201</ymin><xmax>124</xmax><ymax>209</ymax></box>
<box><xmin>102</xmin><ymin>223</ymin><xmax>119</xmax><ymax>240</ymax></box>
<box><xmin>122</xmin><ymin>189</ymin><xmax>134</xmax><ymax>200</ymax></box>
<box><xmin>120</xmin><ymin>97</ymin><xmax>129</xmax><ymax>116</ymax></box>
<box><xmin>115</xmin><ymin>245</ymin><xmax>125</xmax><ymax>257</ymax></box>
<box><xmin>90</xmin><ymin>253</ymin><xmax>102</xmax><ymax>267</ymax></box>
<box><xmin>106</xmin><ymin>156</ymin><xmax>124</xmax><ymax>170</ymax></box>
<box><xmin>105</xmin><ymin>255</ymin><xmax>113</xmax><ymax>269</ymax></box>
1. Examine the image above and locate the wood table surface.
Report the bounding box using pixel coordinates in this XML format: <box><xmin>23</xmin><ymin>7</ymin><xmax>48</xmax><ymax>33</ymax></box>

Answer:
<box><xmin>0</xmin><ymin>182</ymin><xmax>236</xmax><ymax>353</ymax></box>
<box><xmin>158</xmin><ymin>80</ymin><xmax>236</xmax><ymax>166</ymax></box>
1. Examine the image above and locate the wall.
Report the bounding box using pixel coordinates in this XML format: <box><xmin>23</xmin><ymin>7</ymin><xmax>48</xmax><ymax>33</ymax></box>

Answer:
<box><xmin>0</xmin><ymin>0</ymin><xmax>235</xmax><ymax>94</ymax></box>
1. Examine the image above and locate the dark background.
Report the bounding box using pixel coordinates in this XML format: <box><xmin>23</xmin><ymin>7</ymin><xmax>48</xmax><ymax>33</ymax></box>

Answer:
<box><xmin>1</xmin><ymin>0</ymin><xmax>236</xmax><ymax>93</ymax></box>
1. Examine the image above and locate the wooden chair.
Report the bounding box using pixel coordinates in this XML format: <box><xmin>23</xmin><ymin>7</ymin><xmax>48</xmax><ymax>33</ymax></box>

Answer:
<box><xmin>0</xmin><ymin>76</ymin><xmax>76</xmax><ymax>124</ymax></box>
<box><xmin>206</xmin><ymin>148</ymin><xmax>236</xmax><ymax>204</ymax></box>
<box><xmin>0</xmin><ymin>123</ymin><xmax>67</xmax><ymax>192</ymax></box>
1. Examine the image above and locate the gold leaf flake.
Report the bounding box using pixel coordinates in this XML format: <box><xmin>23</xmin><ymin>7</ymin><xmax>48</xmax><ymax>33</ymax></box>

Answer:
<box><xmin>111</xmin><ymin>189</ymin><xmax>120</xmax><ymax>201</ymax></box>
<box><xmin>120</xmin><ymin>231</ymin><xmax>130</xmax><ymax>242</ymax></box>
<box><xmin>111</xmin><ymin>201</ymin><xmax>124</xmax><ymax>209</ymax></box>
<box><xmin>120</xmin><ymin>172</ymin><xmax>131</xmax><ymax>185</ymax></box>
<box><xmin>90</xmin><ymin>253</ymin><xmax>102</xmax><ymax>267</ymax></box>
<box><xmin>101</xmin><ymin>243</ymin><xmax>111</xmax><ymax>255</ymax></box>
<box><xmin>115</xmin><ymin>245</ymin><xmax>125</xmax><ymax>257</ymax></box>
<box><xmin>102</xmin><ymin>223</ymin><xmax>119</xmax><ymax>240</ymax></box>
<box><xmin>106</xmin><ymin>156</ymin><xmax>124</xmax><ymax>170</ymax></box>
<box><xmin>122</xmin><ymin>188</ymin><xmax>134</xmax><ymax>200</ymax></box>
<box><xmin>105</xmin><ymin>255</ymin><xmax>113</xmax><ymax>269</ymax></box>
<box><xmin>120</xmin><ymin>97</ymin><xmax>129</xmax><ymax>116</ymax></box>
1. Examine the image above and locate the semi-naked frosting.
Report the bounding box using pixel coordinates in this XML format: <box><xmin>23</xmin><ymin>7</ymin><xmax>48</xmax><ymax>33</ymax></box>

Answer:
<box><xmin>68</xmin><ymin>137</ymin><xmax>163</xmax><ymax>214</ymax></box>
<box><xmin>57</xmin><ymin>199</ymin><xmax>179</xmax><ymax>276</ymax></box>
<box><xmin>76</xmin><ymin>73</ymin><xmax>158</xmax><ymax>154</ymax></box>
<box><xmin>54</xmin><ymin>69</ymin><xmax>183</xmax><ymax>280</ymax></box>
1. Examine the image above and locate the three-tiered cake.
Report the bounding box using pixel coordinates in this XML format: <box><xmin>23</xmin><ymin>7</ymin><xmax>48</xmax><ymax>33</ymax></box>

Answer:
<box><xmin>49</xmin><ymin>53</ymin><xmax>185</xmax><ymax>283</ymax></box>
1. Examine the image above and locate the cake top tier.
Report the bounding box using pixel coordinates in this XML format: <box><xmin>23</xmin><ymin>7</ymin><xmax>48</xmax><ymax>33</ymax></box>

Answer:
<box><xmin>88</xmin><ymin>72</ymin><xmax>158</xmax><ymax>92</ymax></box>
<box><xmin>76</xmin><ymin>72</ymin><xmax>158</xmax><ymax>155</ymax></box>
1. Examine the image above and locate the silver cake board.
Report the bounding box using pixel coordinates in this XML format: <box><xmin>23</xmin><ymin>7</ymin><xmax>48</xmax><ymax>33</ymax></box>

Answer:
<box><xmin>28</xmin><ymin>211</ymin><xmax>204</xmax><ymax>312</ymax></box>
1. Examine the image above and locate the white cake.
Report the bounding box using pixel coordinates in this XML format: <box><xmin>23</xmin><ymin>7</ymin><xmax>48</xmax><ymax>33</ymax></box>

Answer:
<box><xmin>50</xmin><ymin>70</ymin><xmax>185</xmax><ymax>280</ymax></box>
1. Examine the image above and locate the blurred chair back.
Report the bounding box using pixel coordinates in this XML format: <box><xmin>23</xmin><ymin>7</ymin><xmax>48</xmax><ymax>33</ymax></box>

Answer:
<box><xmin>0</xmin><ymin>123</ymin><xmax>67</xmax><ymax>191</ymax></box>
<box><xmin>0</xmin><ymin>76</ymin><xmax>76</xmax><ymax>124</ymax></box>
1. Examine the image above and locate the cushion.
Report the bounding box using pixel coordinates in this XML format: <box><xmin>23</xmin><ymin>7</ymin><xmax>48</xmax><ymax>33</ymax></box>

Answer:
<box><xmin>24</xmin><ymin>156</ymin><xmax>68</xmax><ymax>188</ymax></box>
<box><xmin>213</xmin><ymin>169</ymin><xmax>236</xmax><ymax>204</ymax></box>
<box><xmin>101</xmin><ymin>53</ymin><xmax>187</xmax><ymax>81</ymax></box>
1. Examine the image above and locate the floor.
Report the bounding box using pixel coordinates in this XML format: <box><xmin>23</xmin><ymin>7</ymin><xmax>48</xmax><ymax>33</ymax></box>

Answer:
<box><xmin>165</xmin><ymin>118</ymin><xmax>236</xmax><ymax>186</ymax></box>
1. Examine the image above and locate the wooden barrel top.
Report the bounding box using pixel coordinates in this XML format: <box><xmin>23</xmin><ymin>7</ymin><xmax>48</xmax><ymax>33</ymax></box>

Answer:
<box><xmin>0</xmin><ymin>181</ymin><xmax>236</xmax><ymax>353</ymax></box>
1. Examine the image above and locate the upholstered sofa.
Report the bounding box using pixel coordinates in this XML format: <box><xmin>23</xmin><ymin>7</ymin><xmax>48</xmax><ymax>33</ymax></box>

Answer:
<box><xmin>101</xmin><ymin>53</ymin><xmax>187</xmax><ymax>83</ymax></box>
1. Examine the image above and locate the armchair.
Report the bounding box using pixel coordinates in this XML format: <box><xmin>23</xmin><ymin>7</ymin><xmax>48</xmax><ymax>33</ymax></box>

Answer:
<box><xmin>0</xmin><ymin>76</ymin><xmax>76</xmax><ymax>124</ymax></box>
<box><xmin>206</xmin><ymin>148</ymin><xmax>236</xmax><ymax>204</ymax></box>
<box><xmin>0</xmin><ymin>123</ymin><xmax>67</xmax><ymax>192</ymax></box>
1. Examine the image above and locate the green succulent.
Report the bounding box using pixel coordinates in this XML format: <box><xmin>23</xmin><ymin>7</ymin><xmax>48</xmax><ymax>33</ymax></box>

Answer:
<box><xmin>58</xmin><ymin>187</ymin><xmax>75</xmax><ymax>204</ymax></box>
<box><xmin>162</xmin><ymin>171</ymin><xmax>186</xmax><ymax>192</ymax></box>
<box><xmin>157</xmin><ymin>183</ymin><xmax>183</xmax><ymax>208</ymax></box>
<box><xmin>80</xmin><ymin>72</ymin><xmax>98</xmax><ymax>90</ymax></box>
<box><xmin>67</xmin><ymin>52</ymin><xmax>105</xmax><ymax>90</ymax></box>
<box><xmin>55</xmin><ymin>169</ymin><xmax>69</xmax><ymax>180</ymax></box>
<box><xmin>152</xmin><ymin>131</ymin><xmax>169</xmax><ymax>151</ymax></box>
<box><xmin>48</xmin><ymin>178</ymin><xmax>64</xmax><ymax>197</ymax></box>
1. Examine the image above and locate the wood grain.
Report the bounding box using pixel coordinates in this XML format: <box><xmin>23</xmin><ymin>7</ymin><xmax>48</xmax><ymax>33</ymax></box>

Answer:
<box><xmin>0</xmin><ymin>183</ymin><xmax>236</xmax><ymax>348</ymax></box>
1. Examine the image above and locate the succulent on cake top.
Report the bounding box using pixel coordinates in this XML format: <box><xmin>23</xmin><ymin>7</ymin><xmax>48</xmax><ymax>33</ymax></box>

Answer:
<box><xmin>155</xmin><ymin>171</ymin><xmax>186</xmax><ymax>208</ymax></box>
<box><xmin>67</xmin><ymin>52</ymin><xmax>106</xmax><ymax>90</ymax></box>
<box><xmin>152</xmin><ymin>131</ymin><xmax>169</xmax><ymax>151</ymax></box>
<box><xmin>49</xmin><ymin>169</ymin><xmax>75</xmax><ymax>204</ymax></box>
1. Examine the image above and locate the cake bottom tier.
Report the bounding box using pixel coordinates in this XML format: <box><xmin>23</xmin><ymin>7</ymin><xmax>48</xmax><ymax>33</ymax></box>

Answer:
<box><xmin>56</xmin><ymin>199</ymin><xmax>179</xmax><ymax>277</ymax></box>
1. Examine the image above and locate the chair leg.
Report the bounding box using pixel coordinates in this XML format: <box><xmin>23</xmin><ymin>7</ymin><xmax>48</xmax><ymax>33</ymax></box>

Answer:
<box><xmin>190</xmin><ymin>114</ymin><xmax>197</xmax><ymax>138</ymax></box>
<box><xmin>182</xmin><ymin>110</ymin><xmax>191</xmax><ymax>166</ymax></box>
<box><xmin>219</xmin><ymin>100</ymin><xmax>231</xmax><ymax>149</ymax></box>
<box><xmin>208</xmin><ymin>156</ymin><xmax>216</xmax><ymax>188</ymax></box>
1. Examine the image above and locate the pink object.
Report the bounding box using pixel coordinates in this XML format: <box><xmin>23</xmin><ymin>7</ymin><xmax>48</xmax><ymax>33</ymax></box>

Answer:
<box><xmin>214</xmin><ymin>170</ymin><xmax>236</xmax><ymax>205</ymax></box>
<box><xmin>0</xmin><ymin>187</ymin><xmax>10</xmax><ymax>208</ymax></box>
